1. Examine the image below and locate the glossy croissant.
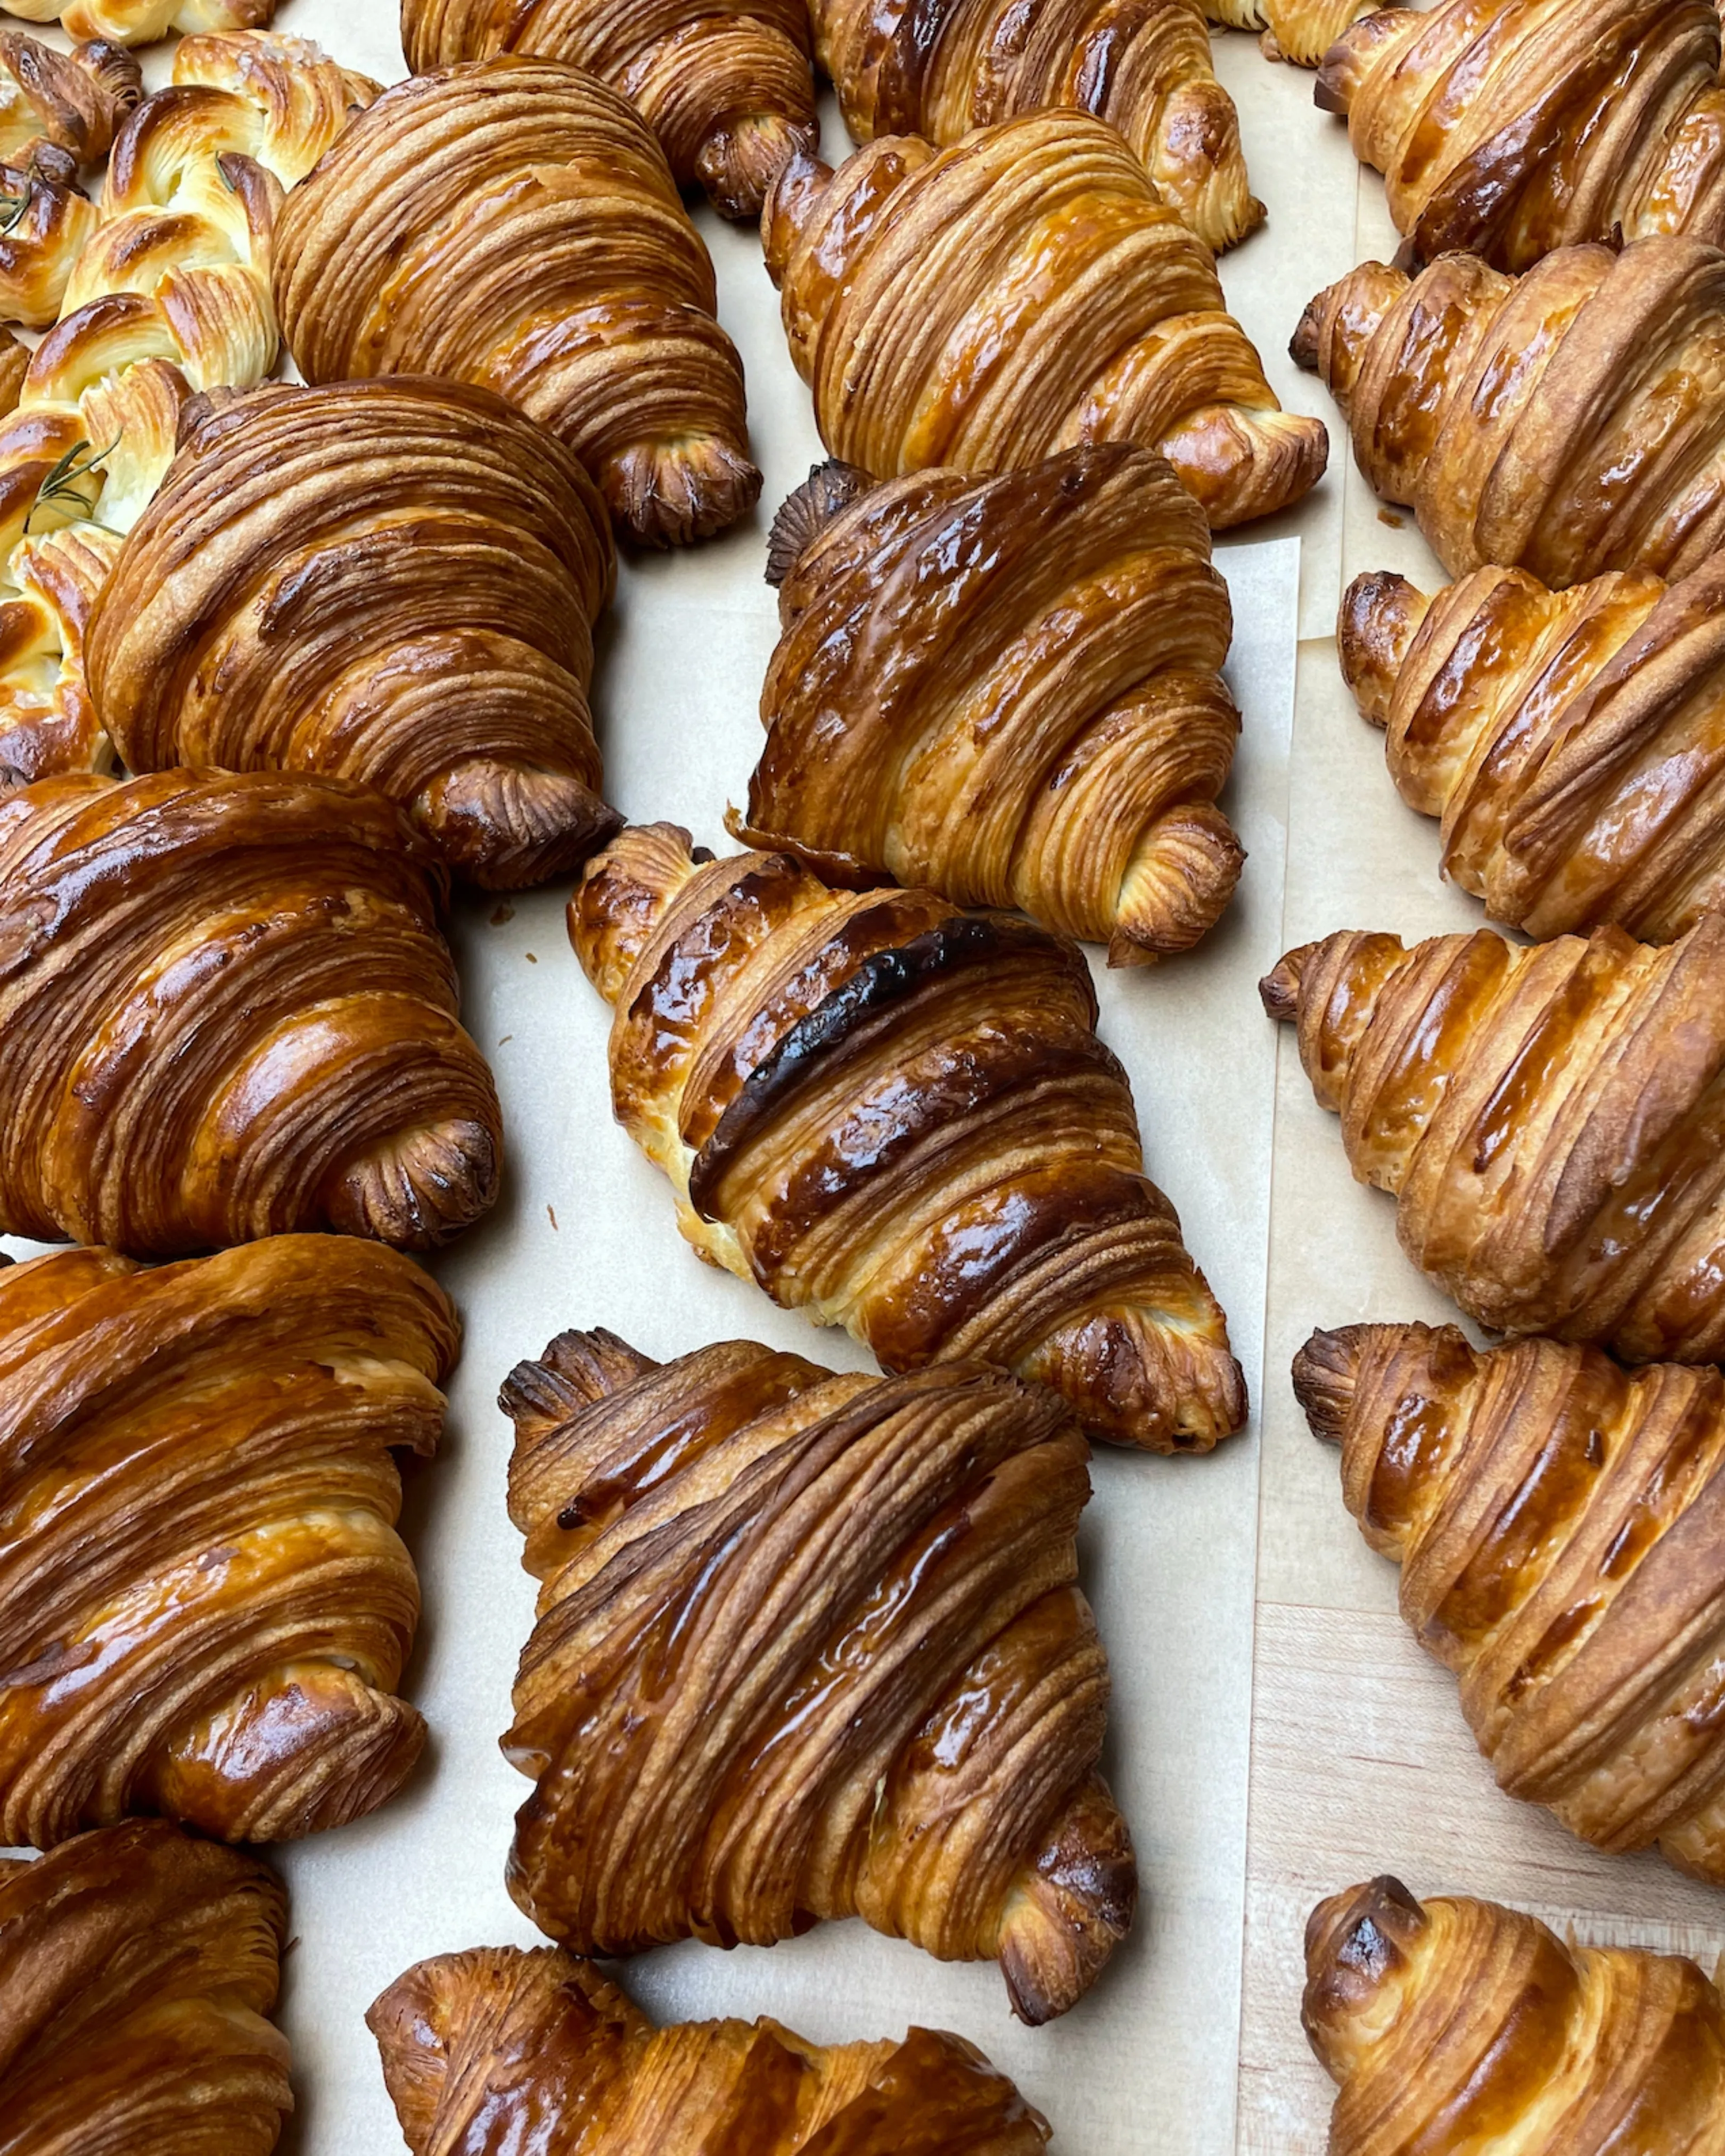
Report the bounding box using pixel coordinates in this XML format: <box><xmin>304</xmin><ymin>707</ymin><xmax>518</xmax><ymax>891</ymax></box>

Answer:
<box><xmin>499</xmin><ymin>1326</ymin><xmax>1136</xmax><ymax>2020</ymax></box>
<box><xmin>0</xmin><ymin>34</ymin><xmax>140</xmax><ymax>326</ymax></box>
<box><xmin>1305</xmin><ymin>1877</ymin><xmax>1725</xmax><ymax>2151</ymax></box>
<box><xmin>762</xmin><ymin>113</ymin><xmax>1328</xmax><ymax>529</ymax></box>
<box><xmin>86</xmin><ymin>380</ymin><xmax>619</xmax><ymax>888</ymax></box>
<box><xmin>738</xmin><ymin>448</ymin><xmax>1244</xmax><ymax>962</ymax></box>
<box><xmin>1205</xmin><ymin>0</ymin><xmax>1383</xmax><ymax>67</ymax></box>
<box><xmin>0</xmin><ymin>769</ymin><xmax>502</xmax><ymax>1256</ymax></box>
<box><xmin>1294</xmin><ymin>236</ymin><xmax>1725</xmax><ymax>588</ymax></box>
<box><xmin>274</xmin><ymin>59</ymin><xmax>761</xmax><ymax>549</ymax></box>
<box><xmin>0</xmin><ymin>0</ymin><xmax>277</xmax><ymax>44</ymax></box>
<box><xmin>1262</xmin><ymin>918</ymin><xmax>1725</xmax><ymax>1361</ymax></box>
<box><xmin>571</xmin><ymin>824</ymin><xmax>1246</xmax><ymax>1451</ymax></box>
<box><xmin>0</xmin><ymin>1818</ymin><xmax>291</xmax><ymax>2154</ymax></box>
<box><xmin>371</xmin><ymin>1944</ymin><xmax>1052</xmax><ymax>2153</ymax></box>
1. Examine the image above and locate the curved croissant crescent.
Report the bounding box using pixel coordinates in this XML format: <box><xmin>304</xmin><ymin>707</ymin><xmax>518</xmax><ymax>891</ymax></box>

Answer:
<box><xmin>370</xmin><ymin>1945</ymin><xmax>1052</xmax><ymax>2153</ymax></box>
<box><xmin>0</xmin><ymin>0</ymin><xmax>277</xmax><ymax>44</ymax></box>
<box><xmin>762</xmin><ymin>113</ymin><xmax>1328</xmax><ymax>530</ymax></box>
<box><xmin>0</xmin><ymin>34</ymin><xmax>141</xmax><ymax>327</ymax></box>
<box><xmin>498</xmin><ymin>1327</ymin><xmax>1136</xmax><ymax>2021</ymax></box>
<box><xmin>571</xmin><ymin>824</ymin><xmax>1246</xmax><ymax>1451</ymax></box>
<box><xmin>738</xmin><ymin>447</ymin><xmax>1245</xmax><ymax>962</ymax></box>
<box><xmin>1206</xmin><ymin>0</ymin><xmax>1383</xmax><ymax>67</ymax></box>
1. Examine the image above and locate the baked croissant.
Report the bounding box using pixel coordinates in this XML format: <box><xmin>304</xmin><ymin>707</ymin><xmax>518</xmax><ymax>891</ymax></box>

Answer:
<box><xmin>1205</xmin><ymin>0</ymin><xmax>1383</xmax><ymax>67</ymax></box>
<box><xmin>1319</xmin><ymin>0</ymin><xmax>1725</xmax><ymax>271</ymax></box>
<box><xmin>737</xmin><ymin>447</ymin><xmax>1245</xmax><ymax>962</ymax></box>
<box><xmin>0</xmin><ymin>35</ymin><xmax>140</xmax><ymax>327</ymax></box>
<box><xmin>1338</xmin><ymin>557</ymin><xmax>1725</xmax><ymax>944</ymax></box>
<box><xmin>274</xmin><ymin>59</ymin><xmax>761</xmax><ymax>551</ymax></box>
<box><xmin>762</xmin><ymin>113</ymin><xmax>1329</xmax><ymax>529</ymax></box>
<box><xmin>85</xmin><ymin>378</ymin><xmax>619</xmax><ymax>888</ymax></box>
<box><xmin>0</xmin><ymin>768</ymin><xmax>502</xmax><ymax>1256</ymax></box>
<box><xmin>371</xmin><ymin>1945</ymin><xmax>1052</xmax><ymax>2153</ymax></box>
<box><xmin>1305</xmin><ymin>1877</ymin><xmax>1725</xmax><ymax>2151</ymax></box>
<box><xmin>571</xmin><ymin>823</ymin><xmax>1246</xmax><ymax>1451</ymax></box>
<box><xmin>1261</xmin><ymin>918</ymin><xmax>1725</xmax><ymax>1361</ymax></box>
<box><xmin>1293</xmin><ymin>236</ymin><xmax>1725</xmax><ymax>588</ymax></box>
<box><xmin>0</xmin><ymin>0</ymin><xmax>276</xmax><ymax>44</ymax></box>
<box><xmin>499</xmin><ymin>1324</ymin><xmax>1136</xmax><ymax>2021</ymax></box>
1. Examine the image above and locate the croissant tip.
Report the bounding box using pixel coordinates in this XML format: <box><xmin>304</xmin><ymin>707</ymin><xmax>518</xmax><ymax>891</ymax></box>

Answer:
<box><xmin>1336</xmin><ymin>570</ymin><xmax>1427</xmax><ymax>726</ymax></box>
<box><xmin>1289</xmin><ymin>300</ymin><xmax>1323</xmax><ymax>373</ymax></box>
<box><xmin>765</xmin><ymin>460</ymin><xmax>874</xmax><ymax>586</ymax></box>
<box><xmin>696</xmin><ymin>111</ymin><xmax>822</xmax><ymax>221</ymax></box>
<box><xmin>1289</xmin><ymin>1326</ymin><xmax>1371</xmax><ymax>1443</ymax></box>
<box><xmin>1260</xmin><ymin>947</ymin><xmax>1312</xmax><ymax>1021</ymax></box>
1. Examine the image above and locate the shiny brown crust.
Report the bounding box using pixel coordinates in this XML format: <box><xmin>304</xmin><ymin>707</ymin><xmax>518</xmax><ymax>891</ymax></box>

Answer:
<box><xmin>570</xmin><ymin>823</ymin><xmax>1245</xmax><ymax>1451</ymax></box>
<box><xmin>14</xmin><ymin>1</ymin><xmax>275</xmax><ymax>44</ymax></box>
<box><xmin>1205</xmin><ymin>0</ymin><xmax>1383</xmax><ymax>67</ymax></box>
<box><xmin>86</xmin><ymin>379</ymin><xmax>620</xmax><ymax>890</ymax></box>
<box><xmin>0</xmin><ymin>768</ymin><xmax>502</xmax><ymax>1256</ymax></box>
<box><xmin>274</xmin><ymin>59</ymin><xmax>762</xmax><ymax>549</ymax></box>
<box><xmin>1303</xmin><ymin>1877</ymin><xmax>1725</xmax><ymax>2149</ymax></box>
<box><xmin>0</xmin><ymin>37</ymin><xmax>141</xmax><ymax>327</ymax></box>
<box><xmin>370</xmin><ymin>1943</ymin><xmax>1052</xmax><ymax>2152</ymax></box>
<box><xmin>738</xmin><ymin>447</ymin><xmax>1245</xmax><ymax>962</ymax></box>
<box><xmin>761</xmin><ymin>114</ymin><xmax>1328</xmax><ymax>530</ymax></box>
<box><xmin>0</xmin><ymin>1818</ymin><xmax>292</xmax><ymax>2155</ymax></box>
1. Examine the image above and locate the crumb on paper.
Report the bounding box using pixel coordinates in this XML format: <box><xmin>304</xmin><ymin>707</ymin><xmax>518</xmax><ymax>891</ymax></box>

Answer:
<box><xmin>1377</xmin><ymin>508</ymin><xmax>1406</xmax><ymax>529</ymax></box>
<box><xmin>547</xmin><ymin>1205</ymin><xmax>558</xmax><ymax>1231</ymax></box>
<box><xmin>490</xmin><ymin>902</ymin><xmax>515</xmax><ymax>925</ymax></box>
<box><xmin>498</xmin><ymin>1034</ymin><xmax>513</xmax><ymax>1047</ymax></box>
<box><xmin>525</xmin><ymin>952</ymin><xmax>538</xmax><ymax>964</ymax></box>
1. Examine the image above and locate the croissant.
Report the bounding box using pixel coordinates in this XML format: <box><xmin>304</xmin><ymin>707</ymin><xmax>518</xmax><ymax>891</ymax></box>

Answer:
<box><xmin>1261</xmin><ymin>917</ymin><xmax>1725</xmax><ymax>1361</ymax></box>
<box><xmin>371</xmin><ymin>1944</ymin><xmax>1052</xmax><ymax>2153</ymax></box>
<box><xmin>84</xmin><ymin>379</ymin><xmax>619</xmax><ymax>887</ymax></box>
<box><xmin>571</xmin><ymin>823</ymin><xmax>1246</xmax><ymax>1451</ymax></box>
<box><xmin>0</xmin><ymin>35</ymin><xmax>140</xmax><ymax>327</ymax></box>
<box><xmin>0</xmin><ymin>0</ymin><xmax>277</xmax><ymax>44</ymax></box>
<box><xmin>737</xmin><ymin>447</ymin><xmax>1245</xmax><ymax>962</ymax></box>
<box><xmin>274</xmin><ymin>59</ymin><xmax>761</xmax><ymax>551</ymax></box>
<box><xmin>761</xmin><ymin>113</ymin><xmax>1329</xmax><ymax>530</ymax></box>
<box><xmin>1293</xmin><ymin>236</ymin><xmax>1725</xmax><ymax>588</ymax></box>
<box><xmin>0</xmin><ymin>768</ymin><xmax>502</xmax><ymax>1256</ymax></box>
<box><xmin>1205</xmin><ymin>0</ymin><xmax>1383</xmax><ymax>67</ymax></box>
<box><xmin>1304</xmin><ymin>1877</ymin><xmax>1725</xmax><ymax>2151</ymax></box>
<box><xmin>498</xmin><ymin>1324</ymin><xmax>1136</xmax><ymax>2021</ymax></box>
<box><xmin>0</xmin><ymin>1818</ymin><xmax>291</xmax><ymax>2154</ymax></box>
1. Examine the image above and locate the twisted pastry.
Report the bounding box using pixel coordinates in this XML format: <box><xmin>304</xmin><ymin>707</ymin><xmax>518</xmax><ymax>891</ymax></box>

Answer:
<box><xmin>274</xmin><ymin>59</ymin><xmax>761</xmax><ymax>550</ymax></box>
<box><xmin>499</xmin><ymin>1326</ymin><xmax>1136</xmax><ymax>2021</ymax></box>
<box><xmin>738</xmin><ymin>448</ymin><xmax>1245</xmax><ymax>962</ymax></box>
<box><xmin>762</xmin><ymin>113</ymin><xmax>1328</xmax><ymax>529</ymax></box>
<box><xmin>1305</xmin><ymin>1877</ymin><xmax>1725</xmax><ymax>2151</ymax></box>
<box><xmin>0</xmin><ymin>1818</ymin><xmax>291</xmax><ymax>2155</ymax></box>
<box><xmin>0</xmin><ymin>1</ymin><xmax>276</xmax><ymax>44</ymax></box>
<box><xmin>372</xmin><ymin>1945</ymin><xmax>1052</xmax><ymax>2154</ymax></box>
<box><xmin>1293</xmin><ymin>236</ymin><xmax>1725</xmax><ymax>588</ymax></box>
<box><xmin>1204</xmin><ymin>0</ymin><xmax>1382</xmax><ymax>67</ymax></box>
<box><xmin>0</xmin><ymin>768</ymin><xmax>502</xmax><ymax>1256</ymax></box>
<box><xmin>1261</xmin><ymin>918</ymin><xmax>1725</xmax><ymax>1361</ymax></box>
<box><xmin>571</xmin><ymin>824</ymin><xmax>1245</xmax><ymax>1451</ymax></box>
<box><xmin>86</xmin><ymin>379</ymin><xmax>619</xmax><ymax>889</ymax></box>
<box><xmin>0</xmin><ymin>34</ymin><xmax>140</xmax><ymax>327</ymax></box>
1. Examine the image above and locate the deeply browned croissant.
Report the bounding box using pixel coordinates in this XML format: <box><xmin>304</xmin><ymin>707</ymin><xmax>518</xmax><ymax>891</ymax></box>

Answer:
<box><xmin>371</xmin><ymin>1944</ymin><xmax>1052</xmax><ymax>2153</ymax></box>
<box><xmin>571</xmin><ymin>824</ymin><xmax>1246</xmax><ymax>1451</ymax></box>
<box><xmin>84</xmin><ymin>380</ymin><xmax>618</xmax><ymax>887</ymax></box>
<box><xmin>0</xmin><ymin>1818</ymin><xmax>291</xmax><ymax>2154</ymax></box>
<box><xmin>0</xmin><ymin>769</ymin><xmax>501</xmax><ymax>1256</ymax></box>
<box><xmin>737</xmin><ymin>448</ymin><xmax>1244</xmax><ymax>962</ymax></box>
<box><xmin>274</xmin><ymin>59</ymin><xmax>761</xmax><ymax>550</ymax></box>
<box><xmin>3</xmin><ymin>0</ymin><xmax>276</xmax><ymax>44</ymax></box>
<box><xmin>1205</xmin><ymin>0</ymin><xmax>1383</xmax><ymax>67</ymax></box>
<box><xmin>1305</xmin><ymin>1877</ymin><xmax>1725</xmax><ymax>2151</ymax></box>
<box><xmin>762</xmin><ymin>113</ymin><xmax>1328</xmax><ymax>529</ymax></box>
<box><xmin>0</xmin><ymin>35</ymin><xmax>140</xmax><ymax>327</ymax></box>
<box><xmin>499</xmin><ymin>1325</ymin><xmax>1135</xmax><ymax>2021</ymax></box>
<box><xmin>1262</xmin><ymin>918</ymin><xmax>1725</xmax><ymax>1361</ymax></box>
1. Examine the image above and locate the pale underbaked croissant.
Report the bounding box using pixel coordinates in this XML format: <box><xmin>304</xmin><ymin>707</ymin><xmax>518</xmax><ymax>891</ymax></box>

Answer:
<box><xmin>0</xmin><ymin>1818</ymin><xmax>291</xmax><ymax>2155</ymax></box>
<box><xmin>737</xmin><ymin>447</ymin><xmax>1245</xmax><ymax>962</ymax></box>
<box><xmin>0</xmin><ymin>0</ymin><xmax>276</xmax><ymax>44</ymax></box>
<box><xmin>0</xmin><ymin>1236</ymin><xmax>456</xmax><ymax>1849</ymax></box>
<box><xmin>371</xmin><ymin>1944</ymin><xmax>1052</xmax><ymax>2153</ymax></box>
<box><xmin>274</xmin><ymin>59</ymin><xmax>761</xmax><ymax>550</ymax></box>
<box><xmin>0</xmin><ymin>768</ymin><xmax>502</xmax><ymax>1256</ymax></box>
<box><xmin>1262</xmin><ymin>918</ymin><xmax>1725</xmax><ymax>1362</ymax></box>
<box><xmin>84</xmin><ymin>379</ymin><xmax>619</xmax><ymax>888</ymax></box>
<box><xmin>762</xmin><ymin>113</ymin><xmax>1329</xmax><ymax>529</ymax></box>
<box><xmin>1205</xmin><ymin>0</ymin><xmax>1383</xmax><ymax>67</ymax></box>
<box><xmin>0</xmin><ymin>35</ymin><xmax>140</xmax><ymax>327</ymax></box>
<box><xmin>499</xmin><ymin>1324</ymin><xmax>1136</xmax><ymax>2021</ymax></box>
<box><xmin>1305</xmin><ymin>1877</ymin><xmax>1725</xmax><ymax>2151</ymax></box>
<box><xmin>1293</xmin><ymin>236</ymin><xmax>1725</xmax><ymax>588</ymax></box>
<box><xmin>571</xmin><ymin>824</ymin><xmax>1246</xmax><ymax>1451</ymax></box>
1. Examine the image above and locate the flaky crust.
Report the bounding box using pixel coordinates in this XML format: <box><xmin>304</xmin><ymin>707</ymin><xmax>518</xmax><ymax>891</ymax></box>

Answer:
<box><xmin>1205</xmin><ymin>0</ymin><xmax>1383</xmax><ymax>67</ymax></box>
<box><xmin>570</xmin><ymin>823</ymin><xmax>1245</xmax><ymax>1451</ymax></box>
<box><xmin>761</xmin><ymin>114</ymin><xmax>1328</xmax><ymax>529</ymax></box>
<box><xmin>1</xmin><ymin>0</ymin><xmax>275</xmax><ymax>44</ymax></box>
<box><xmin>0</xmin><ymin>37</ymin><xmax>140</xmax><ymax>326</ymax></box>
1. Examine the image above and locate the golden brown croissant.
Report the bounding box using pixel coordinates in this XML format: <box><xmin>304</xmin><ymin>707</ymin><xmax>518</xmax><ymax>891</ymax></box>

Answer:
<box><xmin>762</xmin><ymin>113</ymin><xmax>1329</xmax><ymax>529</ymax></box>
<box><xmin>371</xmin><ymin>1944</ymin><xmax>1052</xmax><ymax>2153</ymax></box>
<box><xmin>274</xmin><ymin>59</ymin><xmax>761</xmax><ymax>551</ymax></box>
<box><xmin>0</xmin><ymin>768</ymin><xmax>502</xmax><ymax>1256</ymax></box>
<box><xmin>737</xmin><ymin>447</ymin><xmax>1244</xmax><ymax>962</ymax></box>
<box><xmin>84</xmin><ymin>379</ymin><xmax>619</xmax><ymax>887</ymax></box>
<box><xmin>498</xmin><ymin>1324</ymin><xmax>1136</xmax><ymax>2021</ymax></box>
<box><xmin>571</xmin><ymin>823</ymin><xmax>1246</xmax><ymax>1450</ymax></box>
<box><xmin>0</xmin><ymin>35</ymin><xmax>140</xmax><ymax>327</ymax></box>
<box><xmin>1262</xmin><ymin>918</ymin><xmax>1725</xmax><ymax>1361</ymax></box>
<box><xmin>1205</xmin><ymin>0</ymin><xmax>1383</xmax><ymax>67</ymax></box>
<box><xmin>0</xmin><ymin>1236</ymin><xmax>456</xmax><ymax>1849</ymax></box>
<box><xmin>0</xmin><ymin>0</ymin><xmax>275</xmax><ymax>43</ymax></box>
<box><xmin>1304</xmin><ymin>1876</ymin><xmax>1725</xmax><ymax>2151</ymax></box>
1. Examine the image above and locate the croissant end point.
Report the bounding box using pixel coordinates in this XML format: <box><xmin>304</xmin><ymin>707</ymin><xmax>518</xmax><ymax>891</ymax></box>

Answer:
<box><xmin>1289</xmin><ymin>300</ymin><xmax>1322</xmax><ymax>373</ymax></box>
<box><xmin>331</xmin><ymin>1121</ymin><xmax>501</xmax><ymax>1251</ymax></box>
<box><xmin>1260</xmin><ymin>946</ymin><xmax>1313</xmax><ymax>1022</ymax></box>
<box><xmin>1337</xmin><ymin>570</ymin><xmax>1428</xmax><ymax>727</ymax></box>
<box><xmin>603</xmin><ymin>438</ymin><xmax>763</xmax><ymax>549</ymax></box>
<box><xmin>1302</xmin><ymin>1875</ymin><xmax>1426</xmax><ymax>2075</ymax></box>
<box><xmin>765</xmin><ymin>460</ymin><xmax>874</xmax><ymax>587</ymax></box>
<box><xmin>760</xmin><ymin>148</ymin><xmax>833</xmax><ymax>284</ymax></box>
<box><xmin>998</xmin><ymin>1780</ymin><xmax>1138</xmax><ymax>2023</ymax></box>
<box><xmin>1289</xmin><ymin>1326</ymin><xmax>1372</xmax><ymax>1444</ymax></box>
<box><xmin>696</xmin><ymin>111</ymin><xmax>821</xmax><ymax>221</ymax></box>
